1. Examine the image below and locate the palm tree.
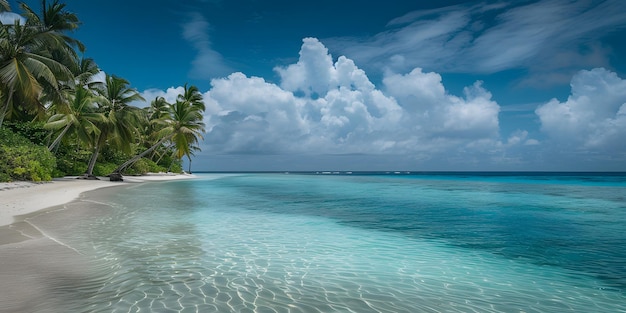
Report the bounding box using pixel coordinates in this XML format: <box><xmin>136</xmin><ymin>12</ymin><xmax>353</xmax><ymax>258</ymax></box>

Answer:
<box><xmin>20</xmin><ymin>0</ymin><xmax>84</xmax><ymax>110</ymax></box>
<box><xmin>0</xmin><ymin>0</ymin><xmax>82</xmax><ymax>127</ymax></box>
<box><xmin>43</xmin><ymin>55</ymin><xmax>101</xmax><ymax>148</ymax></box>
<box><xmin>44</xmin><ymin>86</ymin><xmax>103</xmax><ymax>151</ymax></box>
<box><xmin>186</xmin><ymin>144</ymin><xmax>200</xmax><ymax>174</ymax></box>
<box><xmin>178</xmin><ymin>83</ymin><xmax>205</xmax><ymax>111</ymax></box>
<box><xmin>112</xmin><ymin>87</ymin><xmax>205</xmax><ymax>178</ymax></box>
<box><xmin>0</xmin><ymin>19</ymin><xmax>72</xmax><ymax>127</ymax></box>
<box><xmin>169</xmin><ymin>98</ymin><xmax>205</xmax><ymax>160</ymax></box>
<box><xmin>147</xmin><ymin>96</ymin><xmax>170</xmax><ymax>120</ymax></box>
<box><xmin>0</xmin><ymin>0</ymin><xmax>88</xmax><ymax>122</ymax></box>
<box><xmin>69</xmin><ymin>56</ymin><xmax>100</xmax><ymax>89</ymax></box>
<box><xmin>140</xmin><ymin>96</ymin><xmax>171</xmax><ymax>159</ymax></box>
<box><xmin>20</xmin><ymin>0</ymin><xmax>83</xmax><ymax>51</ymax></box>
<box><xmin>170</xmin><ymin>84</ymin><xmax>205</xmax><ymax>163</ymax></box>
<box><xmin>0</xmin><ymin>1</ymin><xmax>10</xmax><ymax>12</ymax></box>
<box><xmin>85</xmin><ymin>74</ymin><xmax>144</xmax><ymax>176</ymax></box>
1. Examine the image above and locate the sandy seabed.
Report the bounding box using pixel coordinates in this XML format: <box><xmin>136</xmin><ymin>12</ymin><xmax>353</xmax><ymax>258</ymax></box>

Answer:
<box><xmin>0</xmin><ymin>173</ymin><xmax>195</xmax><ymax>312</ymax></box>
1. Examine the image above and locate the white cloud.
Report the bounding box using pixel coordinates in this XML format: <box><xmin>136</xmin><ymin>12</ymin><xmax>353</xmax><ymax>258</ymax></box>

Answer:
<box><xmin>0</xmin><ymin>12</ymin><xmax>24</xmax><ymax>25</ymax></box>
<box><xmin>275</xmin><ymin>38</ymin><xmax>336</xmax><ymax>97</ymax></box>
<box><xmin>137</xmin><ymin>86</ymin><xmax>186</xmax><ymax>107</ymax></box>
<box><xmin>536</xmin><ymin>68</ymin><xmax>626</xmax><ymax>151</ymax></box>
<box><xmin>325</xmin><ymin>0</ymin><xmax>626</xmax><ymax>85</ymax></box>
<box><xmin>89</xmin><ymin>70</ymin><xmax>106</xmax><ymax>85</ymax></box>
<box><xmin>382</xmin><ymin>69</ymin><xmax>500</xmax><ymax>139</ymax></box>
<box><xmin>506</xmin><ymin>130</ymin><xmax>539</xmax><ymax>146</ymax></box>
<box><xmin>145</xmin><ymin>38</ymin><xmax>626</xmax><ymax>170</ymax></box>
<box><xmin>182</xmin><ymin>13</ymin><xmax>232</xmax><ymax>79</ymax></box>
<box><xmin>203</xmin><ymin>72</ymin><xmax>309</xmax><ymax>154</ymax></box>
<box><xmin>202</xmin><ymin>38</ymin><xmax>501</xmax><ymax>160</ymax></box>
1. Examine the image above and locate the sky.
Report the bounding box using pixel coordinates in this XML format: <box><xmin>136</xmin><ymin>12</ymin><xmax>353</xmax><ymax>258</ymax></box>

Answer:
<box><xmin>4</xmin><ymin>0</ymin><xmax>626</xmax><ymax>171</ymax></box>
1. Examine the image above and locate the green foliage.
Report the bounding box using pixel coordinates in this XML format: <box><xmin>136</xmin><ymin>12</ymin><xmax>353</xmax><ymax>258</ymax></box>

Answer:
<box><xmin>93</xmin><ymin>162</ymin><xmax>117</xmax><ymax>176</ymax></box>
<box><xmin>54</xmin><ymin>152</ymin><xmax>88</xmax><ymax>176</ymax></box>
<box><xmin>144</xmin><ymin>158</ymin><xmax>166</xmax><ymax>173</ymax></box>
<box><xmin>52</xmin><ymin>140</ymin><xmax>91</xmax><ymax>176</ymax></box>
<box><xmin>125</xmin><ymin>158</ymin><xmax>149</xmax><ymax>175</ymax></box>
<box><xmin>3</xmin><ymin>121</ymin><xmax>49</xmax><ymax>145</ymax></box>
<box><xmin>0</xmin><ymin>172</ymin><xmax>10</xmax><ymax>182</ymax></box>
<box><xmin>123</xmin><ymin>158</ymin><xmax>167</xmax><ymax>175</ymax></box>
<box><xmin>169</xmin><ymin>160</ymin><xmax>183</xmax><ymax>174</ymax></box>
<box><xmin>0</xmin><ymin>128</ymin><xmax>56</xmax><ymax>181</ymax></box>
<box><xmin>100</xmin><ymin>146</ymin><xmax>131</xmax><ymax>166</ymax></box>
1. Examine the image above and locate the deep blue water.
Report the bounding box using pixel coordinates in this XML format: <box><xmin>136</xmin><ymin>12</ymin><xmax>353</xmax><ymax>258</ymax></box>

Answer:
<box><xmin>38</xmin><ymin>172</ymin><xmax>626</xmax><ymax>312</ymax></box>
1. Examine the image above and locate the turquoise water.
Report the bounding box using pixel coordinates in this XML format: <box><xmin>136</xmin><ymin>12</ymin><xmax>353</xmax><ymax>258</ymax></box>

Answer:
<box><xmin>45</xmin><ymin>173</ymin><xmax>626</xmax><ymax>312</ymax></box>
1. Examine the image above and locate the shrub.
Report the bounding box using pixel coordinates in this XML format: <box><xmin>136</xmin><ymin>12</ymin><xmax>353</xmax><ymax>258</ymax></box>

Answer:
<box><xmin>169</xmin><ymin>161</ymin><xmax>183</xmax><ymax>174</ymax></box>
<box><xmin>0</xmin><ymin>128</ymin><xmax>56</xmax><ymax>182</ymax></box>
<box><xmin>55</xmin><ymin>156</ymin><xmax>88</xmax><ymax>176</ymax></box>
<box><xmin>53</xmin><ymin>144</ymin><xmax>91</xmax><ymax>176</ymax></box>
<box><xmin>145</xmin><ymin>158</ymin><xmax>167</xmax><ymax>173</ymax></box>
<box><xmin>3</xmin><ymin>121</ymin><xmax>49</xmax><ymax>146</ymax></box>
<box><xmin>127</xmin><ymin>158</ymin><xmax>150</xmax><ymax>175</ymax></box>
<box><xmin>93</xmin><ymin>163</ymin><xmax>117</xmax><ymax>177</ymax></box>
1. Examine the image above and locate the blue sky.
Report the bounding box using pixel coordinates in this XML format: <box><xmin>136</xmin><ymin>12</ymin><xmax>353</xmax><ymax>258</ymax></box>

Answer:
<box><xmin>5</xmin><ymin>0</ymin><xmax>626</xmax><ymax>171</ymax></box>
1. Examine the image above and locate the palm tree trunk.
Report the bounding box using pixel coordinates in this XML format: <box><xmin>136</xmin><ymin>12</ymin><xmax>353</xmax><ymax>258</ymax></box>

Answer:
<box><xmin>0</xmin><ymin>102</ymin><xmax>8</xmax><ymax>128</ymax></box>
<box><xmin>48</xmin><ymin>124</ymin><xmax>71</xmax><ymax>151</ymax></box>
<box><xmin>112</xmin><ymin>135</ymin><xmax>172</xmax><ymax>175</ymax></box>
<box><xmin>86</xmin><ymin>143</ymin><xmax>100</xmax><ymax>176</ymax></box>
<box><xmin>187</xmin><ymin>155</ymin><xmax>192</xmax><ymax>174</ymax></box>
<box><xmin>85</xmin><ymin>134</ymin><xmax>105</xmax><ymax>177</ymax></box>
<box><xmin>0</xmin><ymin>88</ymin><xmax>14</xmax><ymax>128</ymax></box>
<box><xmin>154</xmin><ymin>143</ymin><xmax>174</xmax><ymax>164</ymax></box>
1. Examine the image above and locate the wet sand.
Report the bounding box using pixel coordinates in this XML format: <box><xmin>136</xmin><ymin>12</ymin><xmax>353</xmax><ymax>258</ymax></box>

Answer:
<box><xmin>0</xmin><ymin>174</ymin><xmax>195</xmax><ymax>312</ymax></box>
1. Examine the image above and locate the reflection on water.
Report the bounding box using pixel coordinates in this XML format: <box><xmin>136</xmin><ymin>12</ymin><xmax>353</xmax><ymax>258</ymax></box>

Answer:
<box><xmin>13</xmin><ymin>174</ymin><xmax>626</xmax><ymax>312</ymax></box>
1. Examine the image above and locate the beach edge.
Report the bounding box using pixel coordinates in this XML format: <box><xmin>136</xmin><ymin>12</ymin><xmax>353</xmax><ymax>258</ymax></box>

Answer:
<box><xmin>0</xmin><ymin>173</ymin><xmax>196</xmax><ymax>227</ymax></box>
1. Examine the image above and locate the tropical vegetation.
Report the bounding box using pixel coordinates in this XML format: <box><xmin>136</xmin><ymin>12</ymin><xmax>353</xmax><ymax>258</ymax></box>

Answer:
<box><xmin>0</xmin><ymin>0</ymin><xmax>205</xmax><ymax>182</ymax></box>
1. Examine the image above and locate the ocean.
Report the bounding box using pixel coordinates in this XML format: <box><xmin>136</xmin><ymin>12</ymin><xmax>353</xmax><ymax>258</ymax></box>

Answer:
<box><xmin>28</xmin><ymin>172</ymin><xmax>626</xmax><ymax>312</ymax></box>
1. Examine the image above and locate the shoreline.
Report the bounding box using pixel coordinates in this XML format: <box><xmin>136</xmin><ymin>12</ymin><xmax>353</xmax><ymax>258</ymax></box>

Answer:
<box><xmin>0</xmin><ymin>173</ymin><xmax>196</xmax><ymax>227</ymax></box>
<box><xmin>0</xmin><ymin>173</ymin><xmax>195</xmax><ymax>312</ymax></box>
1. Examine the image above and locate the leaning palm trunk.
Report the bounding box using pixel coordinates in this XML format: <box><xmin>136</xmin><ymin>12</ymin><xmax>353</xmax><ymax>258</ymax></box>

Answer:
<box><xmin>0</xmin><ymin>101</ymin><xmax>8</xmax><ymax>128</ymax></box>
<box><xmin>0</xmin><ymin>87</ymin><xmax>14</xmax><ymax>128</ymax></box>
<box><xmin>111</xmin><ymin>135</ymin><xmax>173</xmax><ymax>176</ymax></box>
<box><xmin>85</xmin><ymin>144</ymin><xmax>100</xmax><ymax>176</ymax></box>
<box><xmin>48</xmin><ymin>124</ymin><xmax>71</xmax><ymax>151</ymax></box>
<box><xmin>0</xmin><ymin>103</ymin><xmax>7</xmax><ymax>128</ymax></box>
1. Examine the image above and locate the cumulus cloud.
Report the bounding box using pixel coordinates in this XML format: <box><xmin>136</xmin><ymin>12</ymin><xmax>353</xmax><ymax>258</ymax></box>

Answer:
<box><xmin>536</xmin><ymin>68</ymin><xmax>626</xmax><ymax>151</ymax></box>
<box><xmin>325</xmin><ymin>0</ymin><xmax>626</xmax><ymax>86</ymax></box>
<box><xmin>143</xmin><ymin>37</ymin><xmax>626</xmax><ymax>170</ymax></box>
<box><xmin>202</xmin><ymin>38</ymin><xmax>501</xmax><ymax>160</ymax></box>
<box><xmin>0</xmin><ymin>12</ymin><xmax>24</xmax><ymax>25</ymax></box>
<box><xmin>383</xmin><ymin>69</ymin><xmax>500</xmax><ymax>139</ymax></box>
<box><xmin>182</xmin><ymin>13</ymin><xmax>233</xmax><ymax>79</ymax></box>
<box><xmin>136</xmin><ymin>86</ymin><xmax>186</xmax><ymax>107</ymax></box>
<box><xmin>505</xmin><ymin>130</ymin><xmax>539</xmax><ymax>147</ymax></box>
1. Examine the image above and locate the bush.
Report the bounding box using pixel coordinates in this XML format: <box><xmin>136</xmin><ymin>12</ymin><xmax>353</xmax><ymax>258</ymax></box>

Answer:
<box><xmin>125</xmin><ymin>158</ymin><xmax>150</xmax><ymax>175</ymax></box>
<box><xmin>0</xmin><ymin>128</ymin><xmax>56</xmax><ymax>182</ymax></box>
<box><xmin>53</xmin><ymin>144</ymin><xmax>91</xmax><ymax>176</ymax></box>
<box><xmin>169</xmin><ymin>161</ymin><xmax>183</xmax><ymax>174</ymax></box>
<box><xmin>146</xmin><ymin>158</ymin><xmax>167</xmax><ymax>173</ymax></box>
<box><xmin>93</xmin><ymin>162</ymin><xmax>117</xmax><ymax>176</ymax></box>
<box><xmin>3</xmin><ymin>121</ymin><xmax>49</xmax><ymax>146</ymax></box>
<box><xmin>55</xmin><ymin>156</ymin><xmax>88</xmax><ymax>176</ymax></box>
<box><xmin>123</xmin><ymin>158</ymin><xmax>166</xmax><ymax>175</ymax></box>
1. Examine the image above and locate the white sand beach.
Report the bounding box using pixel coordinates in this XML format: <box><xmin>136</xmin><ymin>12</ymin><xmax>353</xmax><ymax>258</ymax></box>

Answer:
<box><xmin>0</xmin><ymin>173</ymin><xmax>196</xmax><ymax>312</ymax></box>
<box><xmin>0</xmin><ymin>173</ymin><xmax>196</xmax><ymax>227</ymax></box>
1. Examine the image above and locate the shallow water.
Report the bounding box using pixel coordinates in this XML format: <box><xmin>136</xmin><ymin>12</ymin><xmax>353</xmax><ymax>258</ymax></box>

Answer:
<box><xmin>27</xmin><ymin>173</ymin><xmax>626</xmax><ymax>312</ymax></box>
